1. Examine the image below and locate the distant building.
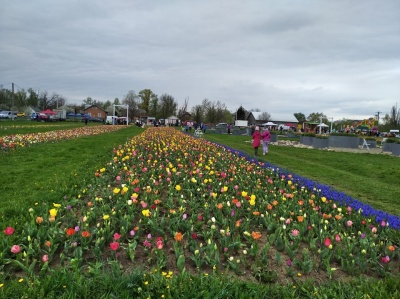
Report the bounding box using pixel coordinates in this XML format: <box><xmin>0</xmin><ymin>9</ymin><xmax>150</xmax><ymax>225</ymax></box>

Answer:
<box><xmin>82</xmin><ymin>105</ymin><xmax>108</xmax><ymax>120</ymax></box>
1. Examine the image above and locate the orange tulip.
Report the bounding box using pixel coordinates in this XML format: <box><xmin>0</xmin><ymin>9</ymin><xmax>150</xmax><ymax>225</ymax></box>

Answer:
<box><xmin>251</xmin><ymin>231</ymin><xmax>262</xmax><ymax>240</ymax></box>
<box><xmin>81</xmin><ymin>231</ymin><xmax>91</xmax><ymax>238</ymax></box>
<box><xmin>175</xmin><ymin>232</ymin><xmax>183</xmax><ymax>242</ymax></box>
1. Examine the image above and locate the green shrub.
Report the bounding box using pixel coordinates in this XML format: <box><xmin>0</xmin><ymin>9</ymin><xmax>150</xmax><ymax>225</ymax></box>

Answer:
<box><xmin>385</xmin><ymin>138</ymin><xmax>400</xmax><ymax>144</ymax></box>
<box><xmin>302</xmin><ymin>132</ymin><xmax>316</xmax><ymax>137</ymax></box>
<box><xmin>364</xmin><ymin>136</ymin><xmax>376</xmax><ymax>141</ymax></box>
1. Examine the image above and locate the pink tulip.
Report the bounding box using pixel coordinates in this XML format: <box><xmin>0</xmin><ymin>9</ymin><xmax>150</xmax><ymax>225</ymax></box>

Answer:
<box><xmin>335</xmin><ymin>234</ymin><xmax>341</xmax><ymax>243</ymax></box>
<box><xmin>156</xmin><ymin>237</ymin><xmax>164</xmax><ymax>249</ymax></box>
<box><xmin>11</xmin><ymin>245</ymin><xmax>21</xmax><ymax>254</ymax></box>
<box><xmin>143</xmin><ymin>240</ymin><xmax>151</xmax><ymax>248</ymax></box>
<box><xmin>113</xmin><ymin>233</ymin><xmax>121</xmax><ymax>240</ymax></box>
<box><xmin>346</xmin><ymin>220</ymin><xmax>353</xmax><ymax>227</ymax></box>
<box><xmin>42</xmin><ymin>254</ymin><xmax>49</xmax><ymax>262</ymax></box>
<box><xmin>291</xmin><ymin>229</ymin><xmax>299</xmax><ymax>237</ymax></box>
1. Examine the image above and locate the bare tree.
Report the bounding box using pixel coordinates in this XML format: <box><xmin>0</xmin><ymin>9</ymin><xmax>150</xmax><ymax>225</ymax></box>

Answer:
<box><xmin>258</xmin><ymin>112</ymin><xmax>271</xmax><ymax>121</ymax></box>
<box><xmin>122</xmin><ymin>91</ymin><xmax>140</xmax><ymax>119</ymax></box>
<box><xmin>38</xmin><ymin>91</ymin><xmax>65</xmax><ymax>110</ymax></box>
<box><xmin>190</xmin><ymin>104</ymin><xmax>204</xmax><ymax>124</ymax></box>
<box><xmin>159</xmin><ymin>94</ymin><xmax>177</xmax><ymax>119</ymax></box>
<box><xmin>384</xmin><ymin>104</ymin><xmax>400</xmax><ymax>126</ymax></box>
<box><xmin>177</xmin><ymin>97</ymin><xmax>190</xmax><ymax>120</ymax></box>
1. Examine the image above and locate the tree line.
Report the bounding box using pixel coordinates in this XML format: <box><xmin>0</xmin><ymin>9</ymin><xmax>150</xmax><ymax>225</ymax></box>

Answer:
<box><xmin>1</xmin><ymin>85</ymin><xmax>398</xmax><ymax>128</ymax></box>
<box><xmin>0</xmin><ymin>87</ymin><xmax>234</xmax><ymax>124</ymax></box>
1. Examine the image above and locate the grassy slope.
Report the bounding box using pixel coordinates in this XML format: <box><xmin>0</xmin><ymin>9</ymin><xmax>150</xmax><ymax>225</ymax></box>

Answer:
<box><xmin>203</xmin><ymin>133</ymin><xmax>400</xmax><ymax>216</ymax></box>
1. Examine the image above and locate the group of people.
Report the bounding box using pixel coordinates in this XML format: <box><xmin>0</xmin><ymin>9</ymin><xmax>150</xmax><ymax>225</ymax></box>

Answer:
<box><xmin>185</xmin><ymin>122</ymin><xmax>207</xmax><ymax>133</ymax></box>
<box><xmin>252</xmin><ymin>126</ymin><xmax>271</xmax><ymax>156</ymax></box>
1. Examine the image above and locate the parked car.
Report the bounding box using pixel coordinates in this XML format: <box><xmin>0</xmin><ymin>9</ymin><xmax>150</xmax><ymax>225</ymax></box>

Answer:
<box><xmin>0</xmin><ymin>111</ymin><xmax>17</xmax><ymax>120</ymax></box>
<box><xmin>31</xmin><ymin>112</ymin><xmax>48</xmax><ymax>121</ymax></box>
<box><xmin>30</xmin><ymin>113</ymin><xmax>38</xmax><ymax>120</ymax></box>
<box><xmin>83</xmin><ymin>117</ymin><xmax>103</xmax><ymax>123</ymax></box>
<box><xmin>0</xmin><ymin>111</ymin><xmax>10</xmax><ymax>119</ymax></box>
<box><xmin>17</xmin><ymin>112</ymin><xmax>26</xmax><ymax>117</ymax></box>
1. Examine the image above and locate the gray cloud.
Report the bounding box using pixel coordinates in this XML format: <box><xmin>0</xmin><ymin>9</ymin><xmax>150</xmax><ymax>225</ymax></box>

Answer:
<box><xmin>1</xmin><ymin>0</ymin><xmax>399</xmax><ymax>121</ymax></box>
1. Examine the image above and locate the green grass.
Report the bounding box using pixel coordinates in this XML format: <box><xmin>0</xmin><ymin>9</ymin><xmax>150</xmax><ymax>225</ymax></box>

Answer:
<box><xmin>1</xmin><ymin>267</ymin><xmax>399</xmax><ymax>298</ymax></box>
<box><xmin>0</xmin><ymin>126</ymin><xmax>140</xmax><ymax>217</ymax></box>
<box><xmin>202</xmin><ymin>132</ymin><xmax>400</xmax><ymax>216</ymax></box>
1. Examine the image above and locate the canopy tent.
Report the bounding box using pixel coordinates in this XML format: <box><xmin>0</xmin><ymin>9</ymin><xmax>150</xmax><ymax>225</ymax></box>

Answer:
<box><xmin>67</xmin><ymin>112</ymin><xmax>75</xmax><ymax>116</ymax></box>
<box><xmin>260</xmin><ymin>122</ymin><xmax>277</xmax><ymax>126</ymax></box>
<box><xmin>317</xmin><ymin>123</ymin><xmax>329</xmax><ymax>127</ymax></box>
<box><xmin>41</xmin><ymin>109</ymin><xmax>56</xmax><ymax>115</ymax></box>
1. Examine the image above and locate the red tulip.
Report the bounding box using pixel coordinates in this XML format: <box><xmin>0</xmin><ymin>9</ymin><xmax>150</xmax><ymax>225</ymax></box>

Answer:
<box><xmin>323</xmin><ymin>238</ymin><xmax>331</xmax><ymax>247</ymax></box>
<box><xmin>110</xmin><ymin>242</ymin><xmax>119</xmax><ymax>251</ymax></box>
<box><xmin>4</xmin><ymin>226</ymin><xmax>14</xmax><ymax>236</ymax></box>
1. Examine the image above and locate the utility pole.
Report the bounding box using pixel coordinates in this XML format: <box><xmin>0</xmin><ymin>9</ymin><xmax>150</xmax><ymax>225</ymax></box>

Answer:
<box><xmin>11</xmin><ymin>83</ymin><xmax>15</xmax><ymax>121</ymax></box>
<box><xmin>375</xmin><ymin>111</ymin><xmax>382</xmax><ymax>125</ymax></box>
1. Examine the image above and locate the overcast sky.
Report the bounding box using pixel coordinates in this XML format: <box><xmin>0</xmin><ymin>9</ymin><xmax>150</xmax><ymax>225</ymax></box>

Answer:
<box><xmin>1</xmin><ymin>0</ymin><xmax>399</xmax><ymax>121</ymax></box>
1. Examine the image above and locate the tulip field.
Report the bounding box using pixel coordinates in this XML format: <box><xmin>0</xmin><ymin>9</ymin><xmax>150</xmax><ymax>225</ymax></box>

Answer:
<box><xmin>1</xmin><ymin>125</ymin><xmax>400</xmax><ymax>298</ymax></box>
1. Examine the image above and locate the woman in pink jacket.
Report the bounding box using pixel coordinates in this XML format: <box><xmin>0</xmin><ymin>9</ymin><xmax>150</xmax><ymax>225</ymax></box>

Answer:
<box><xmin>252</xmin><ymin>126</ymin><xmax>261</xmax><ymax>156</ymax></box>
<box><xmin>261</xmin><ymin>128</ymin><xmax>271</xmax><ymax>155</ymax></box>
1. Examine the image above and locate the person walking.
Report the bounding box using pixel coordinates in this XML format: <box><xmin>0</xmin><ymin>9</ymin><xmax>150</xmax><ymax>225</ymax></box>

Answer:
<box><xmin>261</xmin><ymin>127</ymin><xmax>271</xmax><ymax>155</ymax></box>
<box><xmin>252</xmin><ymin>126</ymin><xmax>261</xmax><ymax>156</ymax></box>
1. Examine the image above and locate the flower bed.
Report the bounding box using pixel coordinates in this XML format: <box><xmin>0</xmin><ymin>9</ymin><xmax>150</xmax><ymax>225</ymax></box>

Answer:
<box><xmin>1</xmin><ymin>127</ymin><xmax>399</xmax><ymax>284</ymax></box>
<box><xmin>0</xmin><ymin>125</ymin><xmax>127</xmax><ymax>153</ymax></box>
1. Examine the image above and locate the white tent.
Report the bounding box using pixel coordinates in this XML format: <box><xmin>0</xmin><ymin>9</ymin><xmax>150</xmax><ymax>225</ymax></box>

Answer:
<box><xmin>317</xmin><ymin>123</ymin><xmax>329</xmax><ymax>127</ymax></box>
<box><xmin>260</xmin><ymin>122</ymin><xmax>277</xmax><ymax>126</ymax></box>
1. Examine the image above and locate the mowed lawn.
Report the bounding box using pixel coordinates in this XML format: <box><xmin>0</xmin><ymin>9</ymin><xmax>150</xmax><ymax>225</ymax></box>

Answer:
<box><xmin>0</xmin><ymin>125</ymin><xmax>142</xmax><ymax>217</ymax></box>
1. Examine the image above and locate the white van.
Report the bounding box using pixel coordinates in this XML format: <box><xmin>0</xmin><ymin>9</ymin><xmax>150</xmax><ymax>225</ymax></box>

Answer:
<box><xmin>0</xmin><ymin>111</ymin><xmax>17</xmax><ymax>120</ymax></box>
<box><xmin>105</xmin><ymin>116</ymin><xmax>118</xmax><ymax>124</ymax></box>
